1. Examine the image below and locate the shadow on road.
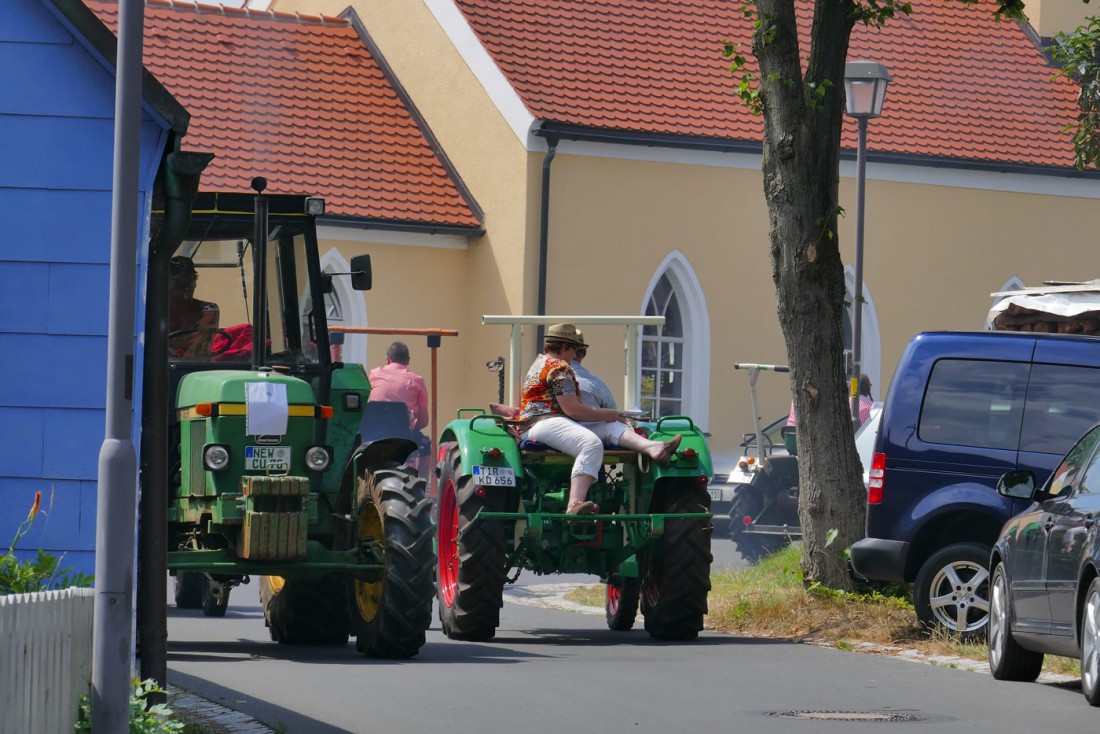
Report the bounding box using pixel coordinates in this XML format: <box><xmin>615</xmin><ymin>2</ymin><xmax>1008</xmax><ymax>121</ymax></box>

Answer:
<box><xmin>490</xmin><ymin>628</ymin><xmax>794</xmax><ymax>647</ymax></box>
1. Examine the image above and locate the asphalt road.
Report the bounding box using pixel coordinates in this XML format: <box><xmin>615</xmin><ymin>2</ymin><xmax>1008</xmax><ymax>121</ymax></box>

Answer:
<box><xmin>165</xmin><ymin>538</ymin><xmax>1097</xmax><ymax>734</ymax></box>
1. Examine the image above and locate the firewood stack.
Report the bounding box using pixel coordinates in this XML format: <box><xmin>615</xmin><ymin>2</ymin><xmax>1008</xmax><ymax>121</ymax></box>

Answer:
<box><xmin>993</xmin><ymin>303</ymin><xmax>1100</xmax><ymax>335</ymax></box>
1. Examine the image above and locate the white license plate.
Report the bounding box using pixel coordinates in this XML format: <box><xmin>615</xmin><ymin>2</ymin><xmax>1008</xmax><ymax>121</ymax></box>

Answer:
<box><xmin>708</xmin><ymin>489</ymin><xmax>722</xmax><ymax>501</ymax></box>
<box><xmin>473</xmin><ymin>465</ymin><xmax>515</xmax><ymax>487</ymax></box>
<box><xmin>245</xmin><ymin>446</ymin><xmax>290</xmax><ymax>471</ymax></box>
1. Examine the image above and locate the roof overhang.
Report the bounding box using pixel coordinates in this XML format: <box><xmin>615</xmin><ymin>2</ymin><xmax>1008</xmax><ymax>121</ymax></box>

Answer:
<box><xmin>42</xmin><ymin>0</ymin><xmax>190</xmax><ymax>135</ymax></box>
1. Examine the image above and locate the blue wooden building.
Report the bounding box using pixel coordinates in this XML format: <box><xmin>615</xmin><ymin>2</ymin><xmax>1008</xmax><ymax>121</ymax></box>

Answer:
<box><xmin>1</xmin><ymin>0</ymin><xmax>188</xmax><ymax>577</ymax></box>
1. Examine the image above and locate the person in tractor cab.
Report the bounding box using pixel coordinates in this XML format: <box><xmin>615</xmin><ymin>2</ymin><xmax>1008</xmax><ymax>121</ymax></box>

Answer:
<box><xmin>519</xmin><ymin>323</ymin><xmax>682</xmax><ymax>515</ymax></box>
<box><xmin>369</xmin><ymin>341</ymin><xmax>432</xmax><ymax>465</ymax></box>
<box><xmin>168</xmin><ymin>255</ymin><xmax>220</xmax><ymax>360</ymax></box>
<box><xmin>570</xmin><ymin>329</ymin><xmax>617</xmax><ymax>411</ymax></box>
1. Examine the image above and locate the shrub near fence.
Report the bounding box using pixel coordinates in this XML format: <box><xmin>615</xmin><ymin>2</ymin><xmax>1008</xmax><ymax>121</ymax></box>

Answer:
<box><xmin>0</xmin><ymin>587</ymin><xmax>94</xmax><ymax>734</ymax></box>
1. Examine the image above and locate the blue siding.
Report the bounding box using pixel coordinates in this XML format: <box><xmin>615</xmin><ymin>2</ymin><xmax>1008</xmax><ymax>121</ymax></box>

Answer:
<box><xmin>0</xmin><ymin>190</ymin><xmax>113</xmax><ymax>264</ymax></box>
<box><xmin>0</xmin><ymin>334</ymin><xmax>108</xmax><ymax>409</ymax></box>
<box><xmin>0</xmin><ymin>407</ymin><xmax>45</xmax><ymax>477</ymax></box>
<box><xmin>2</xmin><ymin>0</ymin><xmax>175</xmax><ymax>575</ymax></box>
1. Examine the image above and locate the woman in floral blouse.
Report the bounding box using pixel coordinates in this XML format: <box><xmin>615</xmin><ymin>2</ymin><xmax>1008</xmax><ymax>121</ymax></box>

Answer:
<box><xmin>519</xmin><ymin>323</ymin><xmax>681</xmax><ymax>515</ymax></box>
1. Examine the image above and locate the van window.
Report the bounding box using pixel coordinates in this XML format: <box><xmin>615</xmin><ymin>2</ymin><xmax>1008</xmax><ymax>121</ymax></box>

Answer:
<box><xmin>918</xmin><ymin>359</ymin><xmax>1028</xmax><ymax>450</ymax></box>
<box><xmin>1020</xmin><ymin>364</ymin><xmax>1100</xmax><ymax>455</ymax></box>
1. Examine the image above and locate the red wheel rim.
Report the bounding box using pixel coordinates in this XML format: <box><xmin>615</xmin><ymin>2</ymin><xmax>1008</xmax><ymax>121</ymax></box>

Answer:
<box><xmin>438</xmin><ymin>477</ymin><xmax>460</xmax><ymax>607</ymax></box>
<box><xmin>606</xmin><ymin>583</ymin><xmax>621</xmax><ymax>615</ymax></box>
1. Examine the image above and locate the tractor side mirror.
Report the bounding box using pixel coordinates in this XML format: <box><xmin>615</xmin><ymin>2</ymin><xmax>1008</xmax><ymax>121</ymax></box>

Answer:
<box><xmin>350</xmin><ymin>254</ymin><xmax>372</xmax><ymax>291</ymax></box>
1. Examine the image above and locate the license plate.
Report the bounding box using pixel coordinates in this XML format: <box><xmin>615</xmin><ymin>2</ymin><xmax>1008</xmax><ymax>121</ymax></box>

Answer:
<box><xmin>245</xmin><ymin>446</ymin><xmax>290</xmax><ymax>471</ymax></box>
<box><xmin>708</xmin><ymin>489</ymin><xmax>722</xmax><ymax>501</ymax></box>
<box><xmin>473</xmin><ymin>465</ymin><xmax>515</xmax><ymax>487</ymax></box>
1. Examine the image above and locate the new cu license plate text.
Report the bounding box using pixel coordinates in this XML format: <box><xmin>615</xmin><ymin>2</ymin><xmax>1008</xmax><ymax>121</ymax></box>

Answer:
<box><xmin>245</xmin><ymin>446</ymin><xmax>291</xmax><ymax>471</ymax></box>
<box><xmin>473</xmin><ymin>465</ymin><xmax>515</xmax><ymax>487</ymax></box>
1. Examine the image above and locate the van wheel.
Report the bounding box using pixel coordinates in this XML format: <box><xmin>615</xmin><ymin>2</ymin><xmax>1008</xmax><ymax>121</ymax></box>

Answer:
<box><xmin>914</xmin><ymin>542</ymin><xmax>991</xmax><ymax>641</ymax></box>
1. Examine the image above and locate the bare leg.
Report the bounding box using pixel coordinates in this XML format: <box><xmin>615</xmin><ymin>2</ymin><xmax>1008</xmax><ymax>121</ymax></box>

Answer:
<box><xmin>567</xmin><ymin>473</ymin><xmax>598</xmax><ymax>514</ymax></box>
<box><xmin>614</xmin><ymin>428</ymin><xmax>683</xmax><ymax>465</ymax></box>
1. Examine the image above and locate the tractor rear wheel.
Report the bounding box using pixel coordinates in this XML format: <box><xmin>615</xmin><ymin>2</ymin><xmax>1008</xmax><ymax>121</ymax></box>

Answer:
<box><xmin>258</xmin><ymin>574</ymin><xmax>350</xmax><ymax>646</ymax></box>
<box><xmin>173</xmin><ymin>572</ymin><xmax>202</xmax><ymax>609</ymax></box>
<box><xmin>350</xmin><ymin>464</ymin><xmax>435</xmax><ymax>658</ymax></box>
<box><xmin>605</xmin><ymin>574</ymin><xmax>641</xmax><ymax>631</ymax></box>
<box><xmin>437</xmin><ymin>447</ymin><xmax>508</xmax><ymax>641</ymax></box>
<box><xmin>642</xmin><ymin>479</ymin><xmax>712</xmax><ymax>640</ymax></box>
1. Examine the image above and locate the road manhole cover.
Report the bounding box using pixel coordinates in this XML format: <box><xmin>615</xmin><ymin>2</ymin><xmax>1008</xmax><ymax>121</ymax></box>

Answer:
<box><xmin>770</xmin><ymin>711</ymin><xmax>924</xmax><ymax>722</ymax></box>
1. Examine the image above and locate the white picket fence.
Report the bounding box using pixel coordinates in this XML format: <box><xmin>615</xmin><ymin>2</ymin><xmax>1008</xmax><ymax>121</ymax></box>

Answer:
<box><xmin>0</xmin><ymin>587</ymin><xmax>95</xmax><ymax>734</ymax></box>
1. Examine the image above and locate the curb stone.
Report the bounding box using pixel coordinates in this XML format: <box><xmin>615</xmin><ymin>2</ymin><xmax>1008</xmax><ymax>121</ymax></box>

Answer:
<box><xmin>168</xmin><ymin>686</ymin><xmax>275</xmax><ymax>733</ymax></box>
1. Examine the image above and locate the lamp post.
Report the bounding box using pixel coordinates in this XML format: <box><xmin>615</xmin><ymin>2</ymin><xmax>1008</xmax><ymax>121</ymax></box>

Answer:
<box><xmin>843</xmin><ymin>60</ymin><xmax>891</xmax><ymax>431</ymax></box>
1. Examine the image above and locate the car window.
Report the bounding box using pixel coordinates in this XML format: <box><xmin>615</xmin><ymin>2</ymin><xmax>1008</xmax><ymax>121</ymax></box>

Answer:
<box><xmin>1020</xmin><ymin>364</ymin><xmax>1100</xmax><ymax>455</ymax></box>
<box><xmin>918</xmin><ymin>359</ymin><xmax>1028</xmax><ymax>450</ymax></box>
<box><xmin>1047</xmin><ymin>424</ymin><xmax>1100</xmax><ymax>498</ymax></box>
<box><xmin>1077</xmin><ymin>448</ymin><xmax>1100</xmax><ymax>497</ymax></box>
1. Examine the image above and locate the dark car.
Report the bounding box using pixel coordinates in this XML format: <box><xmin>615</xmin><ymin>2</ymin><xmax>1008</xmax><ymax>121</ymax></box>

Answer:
<box><xmin>850</xmin><ymin>331</ymin><xmax>1100</xmax><ymax>639</ymax></box>
<box><xmin>988</xmin><ymin>422</ymin><xmax>1100</xmax><ymax>705</ymax></box>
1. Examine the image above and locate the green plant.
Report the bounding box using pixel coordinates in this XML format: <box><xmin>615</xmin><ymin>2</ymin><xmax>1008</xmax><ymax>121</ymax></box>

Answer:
<box><xmin>0</xmin><ymin>490</ymin><xmax>94</xmax><ymax>595</ymax></box>
<box><xmin>75</xmin><ymin>678</ymin><xmax>184</xmax><ymax>733</ymax></box>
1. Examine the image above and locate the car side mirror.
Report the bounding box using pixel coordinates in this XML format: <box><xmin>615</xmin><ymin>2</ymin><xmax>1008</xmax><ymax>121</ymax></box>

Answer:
<box><xmin>996</xmin><ymin>469</ymin><xmax>1036</xmax><ymax>500</ymax></box>
<box><xmin>350</xmin><ymin>254</ymin><xmax>372</xmax><ymax>291</ymax></box>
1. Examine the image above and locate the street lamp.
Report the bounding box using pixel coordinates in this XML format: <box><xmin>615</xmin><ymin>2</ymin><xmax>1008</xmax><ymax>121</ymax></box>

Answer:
<box><xmin>843</xmin><ymin>60</ymin><xmax>891</xmax><ymax>430</ymax></box>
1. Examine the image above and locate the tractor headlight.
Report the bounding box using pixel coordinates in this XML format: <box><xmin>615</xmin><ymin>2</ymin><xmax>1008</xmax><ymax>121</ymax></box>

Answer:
<box><xmin>305</xmin><ymin>445</ymin><xmax>331</xmax><ymax>472</ymax></box>
<box><xmin>203</xmin><ymin>444</ymin><xmax>230</xmax><ymax>471</ymax></box>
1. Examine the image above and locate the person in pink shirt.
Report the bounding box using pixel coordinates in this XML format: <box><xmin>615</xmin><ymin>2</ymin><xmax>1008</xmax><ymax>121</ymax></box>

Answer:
<box><xmin>369</xmin><ymin>341</ymin><xmax>430</xmax><ymax>461</ymax></box>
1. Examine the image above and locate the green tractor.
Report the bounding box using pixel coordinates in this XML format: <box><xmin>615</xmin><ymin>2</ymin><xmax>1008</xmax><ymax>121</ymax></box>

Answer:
<box><xmin>152</xmin><ymin>180</ymin><xmax>434</xmax><ymax>658</ymax></box>
<box><xmin>435</xmin><ymin>371</ymin><xmax>714</xmax><ymax>641</ymax></box>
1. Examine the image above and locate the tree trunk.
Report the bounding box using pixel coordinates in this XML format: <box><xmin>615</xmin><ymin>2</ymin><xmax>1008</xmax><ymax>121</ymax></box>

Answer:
<box><xmin>754</xmin><ymin>0</ymin><xmax>865</xmax><ymax>588</ymax></box>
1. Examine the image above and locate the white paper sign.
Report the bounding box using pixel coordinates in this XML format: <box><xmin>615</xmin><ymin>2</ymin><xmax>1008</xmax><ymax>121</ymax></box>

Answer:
<box><xmin>246</xmin><ymin>381</ymin><xmax>288</xmax><ymax>436</ymax></box>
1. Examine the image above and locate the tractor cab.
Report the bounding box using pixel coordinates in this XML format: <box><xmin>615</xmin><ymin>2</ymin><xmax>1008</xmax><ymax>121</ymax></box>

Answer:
<box><xmin>165</xmin><ymin>189</ymin><xmax>368</xmax><ymax>377</ymax></box>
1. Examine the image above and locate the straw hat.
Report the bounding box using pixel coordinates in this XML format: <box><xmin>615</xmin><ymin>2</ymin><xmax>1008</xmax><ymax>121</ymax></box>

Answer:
<box><xmin>545</xmin><ymin>323</ymin><xmax>587</xmax><ymax>348</ymax></box>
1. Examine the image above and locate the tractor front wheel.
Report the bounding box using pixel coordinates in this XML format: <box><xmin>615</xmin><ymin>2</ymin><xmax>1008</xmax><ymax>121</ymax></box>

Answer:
<box><xmin>350</xmin><ymin>464</ymin><xmax>435</xmax><ymax>658</ymax></box>
<box><xmin>437</xmin><ymin>447</ymin><xmax>508</xmax><ymax>641</ymax></box>
<box><xmin>258</xmin><ymin>574</ymin><xmax>350</xmax><ymax>645</ymax></box>
<box><xmin>642</xmin><ymin>479</ymin><xmax>712</xmax><ymax>640</ymax></box>
<box><xmin>605</xmin><ymin>574</ymin><xmax>641</xmax><ymax>631</ymax></box>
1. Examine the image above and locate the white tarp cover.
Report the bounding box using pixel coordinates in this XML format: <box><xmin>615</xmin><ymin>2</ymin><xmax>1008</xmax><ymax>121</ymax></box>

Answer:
<box><xmin>986</xmin><ymin>280</ymin><xmax>1100</xmax><ymax>330</ymax></box>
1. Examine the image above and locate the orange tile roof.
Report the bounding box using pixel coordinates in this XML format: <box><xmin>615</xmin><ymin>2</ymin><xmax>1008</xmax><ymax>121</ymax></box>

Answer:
<box><xmin>455</xmin><ymin>0</ymin><xmax>1082</xmax><ymax>170</ymax></box>
<box><xmin>87</xmin><ymin>0</ymin><xmax>481</xmax><ymax>228</ymax></box>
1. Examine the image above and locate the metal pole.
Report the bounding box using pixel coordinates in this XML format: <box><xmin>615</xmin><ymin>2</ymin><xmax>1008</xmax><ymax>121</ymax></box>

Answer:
<box><xmin>93</xmin><ymin>0</ymin><xmax>143</xmax><ymax>729</ymax></box>
<box><xmin>508</xmin><ymin>324</ymin><xmax>522</xmax><ymax>405</ymax></box>
<box><xmin>850</xmin><ymin>116</ymin><xmax>868</xmax><ymax>431</ymax></box>
<box><xmin>429</xmin><ymin>343</ymin><xmax>438</xmax><ymax>496</ymax></box>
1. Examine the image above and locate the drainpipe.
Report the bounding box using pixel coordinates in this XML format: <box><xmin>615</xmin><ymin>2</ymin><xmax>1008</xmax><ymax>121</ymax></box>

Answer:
<box><xmin>137</xmin><ymin>149</ymin><xmax>212</xmax><ymax>692</ymax></box>
<box><xmin>535</xmin><ymin>135</ymin><xmax>558</xmax><ymax>346</ymax></box>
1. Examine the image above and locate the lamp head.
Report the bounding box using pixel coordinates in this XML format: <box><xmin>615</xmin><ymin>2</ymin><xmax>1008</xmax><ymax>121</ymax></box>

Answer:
<box><xmin>844</xmin><ymin>61</ymin><xmax>892</xmax><ymax>119</ymax></box>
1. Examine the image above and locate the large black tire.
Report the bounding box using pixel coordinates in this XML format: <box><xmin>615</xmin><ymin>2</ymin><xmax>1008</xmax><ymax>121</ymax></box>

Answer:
<box><xmin>350</xmin><ymin>464</ymin><xmax>435</xmax><ymax>658</ymax></box>
<box><xmin>437</xmin><ymin>448</ymin><xmax>508</xmax><ymax>641</ymax></box>
<box><xmin>914</xmin><ymin>542</ymin><xmax>991</xmax><ymax>641</ymax></box>
<box><xmin>201</xmin><ymin>576</ymin><xmax>230</xmax><ymax>617</ymax></box>
<box><xmin>642</xmin><ymin>479</ymin><xmax>713</xmax><ymax>640</ymax></box>
<box><xmin>987</xmin><ymin>564</ymin><xmax>1042</xmax><ymax>681</ymax></box>
<box><xmin>174</xmin><ymin>572</ymin><xmax>203</xmax><ymax>609</ymax></box>
<box><xmin>258</xmin><ymin>574</ymin><xmax>350</xmax><ymax>646</ymax></box>
<box><xmin>1081</xmin><ymin>578</ymin><xmax>1100</xmax><ymax>706</ymax></box>
<box><xmin>605</xmin><ymin>574</ymin><xmax>641</xmax><ymax>631</ymax></box>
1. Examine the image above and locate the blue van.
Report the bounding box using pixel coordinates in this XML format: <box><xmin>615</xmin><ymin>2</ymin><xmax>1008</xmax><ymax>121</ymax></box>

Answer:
<box><xmin>849</xmin><ymin>331</ymin><xmax>1100</xmax><ymax>639</ymax></box>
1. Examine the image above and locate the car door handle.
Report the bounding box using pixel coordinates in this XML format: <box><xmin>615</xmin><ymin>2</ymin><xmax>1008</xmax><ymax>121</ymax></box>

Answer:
<box><xmin>1086</xmin><ymin>515</ymin><xmax>1096</xmax><ymax>528</ymax></box>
